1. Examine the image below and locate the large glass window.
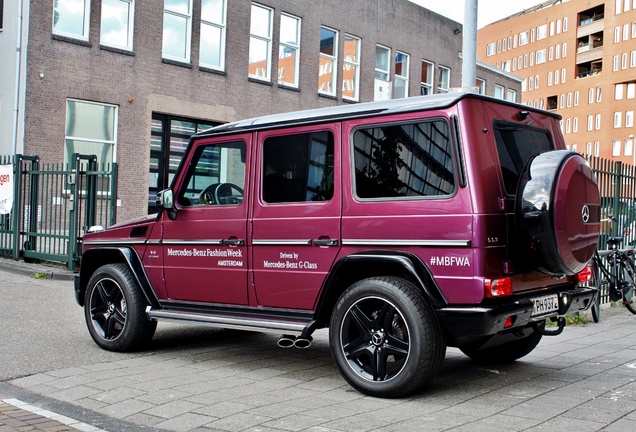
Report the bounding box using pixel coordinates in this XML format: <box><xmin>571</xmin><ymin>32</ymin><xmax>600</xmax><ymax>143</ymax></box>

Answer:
<box><xmin>353</xmin><ymin>120</ymin><xmax>455</xmax><ymax>199</ymax></box>
<box><xmin>278</xmin><ymin>13</ymin><xmax>301</xmax><ymax>87</ymax></box>
<box><xmin>420</xmin><ymin>60</ymin><xmax>434</xmax><ymax>95</ymax></box>
<box><xmin>249</xmin><ymin>3</ymin><xmax>273</xmax><ymax>81</ymax></box>
<box><xmin>374</xmin><ymin>45</ymin><xmax>391</xmax><ymax>101</ymax></box>
<box><xmin>178</xmin><ymin>141</ymin><xmax>246</xmax><ymax>207</ymax></box>
<box><xmin>53</xmin><ymin>0</ymin><xmax>91</xmax><ymax>40</ymax></box>
<box><xmin>319</xmin><ymin>27</ymin><xmax>338</xmax><ymax>96</ymax></box>
<box><xmin>394</xmin><ymin>52</ymin><xmax>409</xmax><ymax>99</ymax></box>
<box><xmin>342</xmin><ymin>34</ymin><xmax>360</xmax><ymax>101</ymax></box>
<box><xmin>263</xmin><ymin>132</ymin><xmax>334</xmax><ymax>203</ymax></box>
<box><xmin>149</xmin><ymin>114</ymin><xmax>218</xmax><ymax>213</ymax></box>
<box><xmin>100</xmin><ymin>0</ymin><xmax>135</xmax><ymax>51</ymax></box>
<box><xmin>162</xmin><ymin>0</ymin><xmax>193</xmax><ymax>62</ymax></box>
<box><xmin>200</xmin><ymin>0</ymin><xmax>226</xmax><ymax>70</ymax></box>
<box><xmin>65</xmin><ymin>100</ymin><xmax>117</xmax><ymax>165</ymax></box>
<box><xmin>437</xmin><ymin>66</ymin><xmax>450</xmax><ymax>93</ymax></box>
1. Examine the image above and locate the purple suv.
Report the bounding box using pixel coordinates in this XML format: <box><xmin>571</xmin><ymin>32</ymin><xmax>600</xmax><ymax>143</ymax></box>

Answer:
<box><xmin>75</xmin><ymin>93</ymin><xmax>600</xmax><ymax>397</ymax></box>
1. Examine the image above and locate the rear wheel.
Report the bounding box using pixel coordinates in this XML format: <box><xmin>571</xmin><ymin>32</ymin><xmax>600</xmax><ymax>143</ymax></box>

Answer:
<box><xmin>459</xmin><ymin>325</ymin><xmax>543</xmax><ymax>364</ymax></box>
<box><xmin>84</xmin><ymin>263</ymin><xmax>157</xmax><ymax>351</ymax></box>
<box><xmin>591</xmin><ymin>260</ymin><xmax>602</xmax><ymax>323</ymax></box>
<box><xmin>329</xmin><ymin>277</ymin><xmax>445</xmax><ymax>398</ymax></box>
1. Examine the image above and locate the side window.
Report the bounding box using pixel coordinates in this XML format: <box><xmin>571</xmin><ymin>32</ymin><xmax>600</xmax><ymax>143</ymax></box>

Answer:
<box><xmin>179</xmin><ymin>141</ymin><xmax>246</xmax><ymax>206</ymax></box>
<box><xmin>263</xmin><ymin>131</ymin><xmax>334</xmax><ymax>203</ymax></box>
<box><xmin>353</xmin><ymin>120</ymin><xmax>455</xmax><ymax>199</ymax></box>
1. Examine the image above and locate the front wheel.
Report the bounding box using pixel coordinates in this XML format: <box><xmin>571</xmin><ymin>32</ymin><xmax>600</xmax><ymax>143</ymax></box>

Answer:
<box><xmin>591</xmin><ymin>260</ymin><xmax>602</xmax><ymax>323</ymax></box>
<box><xmin>84</xmin><ymin>263</ymin><xmax>157</xmax><ymax>351</ymax></box>
<box><xmin>621</xmin><ymin>257</ymin><xmax>636</xmax><ymax>314</ymax></box>
<box><xmin>329</xmin><ymin>277</ymin><xmax>445</xmax><ymax>398</ymax></box>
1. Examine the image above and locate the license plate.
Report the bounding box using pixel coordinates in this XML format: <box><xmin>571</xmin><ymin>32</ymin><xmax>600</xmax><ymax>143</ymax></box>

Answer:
<box><xmin>531</xmin><ymin>294</ymin><xmax>559</xmax><ymax>316</ymax></box>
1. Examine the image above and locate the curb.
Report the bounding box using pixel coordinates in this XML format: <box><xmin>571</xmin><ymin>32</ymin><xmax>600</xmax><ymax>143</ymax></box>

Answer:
<box><xmin>0</xmin><ymin>257</ymin><xmax>76</xmax><ymax>281</ymax></box>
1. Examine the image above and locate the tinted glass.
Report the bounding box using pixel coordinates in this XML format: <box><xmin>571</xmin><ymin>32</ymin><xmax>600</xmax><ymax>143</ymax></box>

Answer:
<box><xmin>353</xmin><ymin>121</ymin><xmax>455</xmax><ymax>199</ymax></box>
<box><xmin>263</xmin><ymin>132</ymin><xmax>334</xmax><ymax>203</ymax></box>
<box><xmin>494</xmin><ymin>122</ymin><xmax>553</xmax><ymax>195</ymax></box>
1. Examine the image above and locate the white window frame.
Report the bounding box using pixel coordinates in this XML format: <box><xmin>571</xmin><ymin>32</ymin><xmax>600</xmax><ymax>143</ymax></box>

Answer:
<box><xmin>613</xmin><ymin>140</ymin><xmax>622</xmax><ymax>157</ymax></box>
<box><xmin>519</xmin><ymin>31</ymin><xmax>528</xmax><ymax>46</ymax></box>
<box><xmin>162</xmin><ymin>0</ymin><xmax>193</xmax><ymax>63</ymax></box>
<box><xmin>595</xmin><ymin>114</ymin><xmax>602</xmax><ymax>130</ymax></box>
<box><xmin>615</xmin><ymin>111</ymin><xmax>623</xmax><ymax>128</ymax></box>
<box><xmin>342</xmin><ymin>34</ymin><xmax>360</xmax><ymax>101</ymax></box>
<box><xmin>574</xmin><ymin>91</ymin><xmax>579</xmax><ymax>106</ymax></box>
<box><xmin>631</xmin><ymin>50</ymin><xmax>636</xmax><ymax>67</ymax></box>
<box><xmin>248</xmin><ymin>3</ymin><xmax>273</xmax><ymax>81</ymax></box>
<box><xmin>628</xmin><ymin>82</ymin><xmax>636</xmax><ymax>99</ymax></box>
<box><xmin>594</xmin><ymin>142</ymin><xmax>600</xmax><ymax>157</ymax></box>
<box><xmin>318</xmin><ymin>26</ymin><xmax>338</xmax><ymax>96</ymax></box>
<box><xmin>375</xmin><ymin>44</ymin><xmax>391</xmax><ymax>81</ymax></box>
<box><xmin>547</xmin><ymin>71</ymin><xmax>553</xmax><ymax>86</ymax></box>
<box><xmin>200</xmin><ymin>0</ymin><xmax>227</xmax><ymax>71</ymax></box>
<box><xmin>587</xmin><ymin>115</ymin><xmax>594</xmax><ymax>131</ymax></box>
<box><xmin>617</xmin><ymin>83</ymin><xmax>625</xmax><ymax>100</ymax></box>
<box><xmin>394</xmin><ymin>51</ymin><xmax>410</xmax><ymax>99</ymax></box>
<box><xmin>537</xmin><ymin>24</ymin><xmax>547</xmax><ymax>40</ymax></box>
<box><xmin>437</xmin><ymin>66</ymin><xmax>450</xmax><ymax>93</ymax></box>
<box><xmin>494</xmin><ymin>85</ymin><xmax>504</xmax><ymax>99</ymax></box>
<box><xmin>573</xmin><ymin>117</ymin><xmax>578</xmax><ymax>133</ymax></box>
<box><xmin>487</xmin><ymin>42</ymin><xmax>496</xmax><ymax>56</ymax></box>
<box><xmin>623</xmin><ymin>53</ymin><xmax>629</xmax><ymax>70</ymax></box>
<box><xmin>626</xmin><ymin>110</ymin><xmax>634</xmax><ymax>127</ymax></box>
<box><xmin>615</xmin><ymin>27</ymin><xmax>621</xmax><ymax>43</ymax></box>
<box><xmin>420</xmin><ymin>60</ymin><xmax>434</xmax><ymax>95</ymax></box>
<box><xmin>625</xmin><ymin>139</ymin><xmax>634</xmax><ymax>157</ymax></box>
<box><xmin>278</xmin><ymin>13</ymin><xmax>301</xmax><ymax>87</ymax></box>
<box><xmin>100</xmin><ymin>0</ymin><xmax>135</xmax><ymax>51</ymax></box>
<box><xmin>563</xmin><ymin>17</ymin><xmax>568</xmax><ymax>32</ymax></box>
<box><xmin>536</xmin><ymin>49</ymin><xmax>546</xmax><ymax>64</ymax></box>
<box><xmin>53</xmin><ymin>0</ymin><xmax>91</xmax><ymax>41</ymax></box>
<box><xmin>64</xmin><ymin>99</ymin><xmax>118</xmax><ymax>165</ymax></box>
<box><xmin>476</xmin><ymin>78</ymin><xmax>485</xmax><ymax>94</ymax></box>
<box><xmin>506</xmin><ymin>89</ymin><xmax>517</xmax><ymax>102</ymax></box>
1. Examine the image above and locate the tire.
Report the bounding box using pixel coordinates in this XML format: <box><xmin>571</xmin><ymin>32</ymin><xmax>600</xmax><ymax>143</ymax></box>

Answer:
<box><xmin>329</xmin><ymin>277</ymin><xmax>445</xmax><ymax>398</ymax></box>
<box><xmin>591</xmin><ymin>260</ymin><xmax>601</xmax><ymax>323</ymax></box>
<box><xmin>84</xmin><ymin>263</ymin><xmax>157</xmax><ymax>352</ymax></box>
<box><xmin>621</xmin><ymin>257</ymin><xmax>636</xmax><ymax>314</ymax></box>
<box><xmin>516</xmin><ymin>151</ymin><xmax>600</xmax><ymax>275</ymax></box>
<box><xmin>459</xmin><ymin>324</ymin><xmax>544</xmax><ymax>364</ymax></box>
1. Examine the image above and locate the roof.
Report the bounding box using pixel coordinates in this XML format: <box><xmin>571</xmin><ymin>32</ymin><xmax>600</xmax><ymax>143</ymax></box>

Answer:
<box><xmin>196</xmin><ymin>92</ymin><xmax>558</xmax><ymax>137</ymax></box>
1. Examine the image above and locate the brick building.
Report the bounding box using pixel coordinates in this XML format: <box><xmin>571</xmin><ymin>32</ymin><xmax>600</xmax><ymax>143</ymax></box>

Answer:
<box><xmin>477</xmin><ymin>0</ymin><xmax>636</xmax><ymax>163</ymax></box>
<box><xmin>1</xmin><ymin>0</ymin><xmax>521</xmax><ymax>221</ymax></box>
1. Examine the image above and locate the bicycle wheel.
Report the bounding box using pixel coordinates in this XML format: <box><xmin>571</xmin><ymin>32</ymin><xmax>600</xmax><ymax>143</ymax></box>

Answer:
<box><xmin>591</xmin><ymin>260</ymin><xmax>602</xmax><ymax>323</ymax></box>
<box><xmin>620</xmin><ymin>256</ymin><xmax>636</xmax><ymax>314</ymax></box>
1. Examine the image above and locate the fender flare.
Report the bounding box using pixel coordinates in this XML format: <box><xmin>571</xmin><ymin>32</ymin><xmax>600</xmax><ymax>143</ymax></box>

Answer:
<box><xmin>78</xmin><ymin>247</ymin><xmax>160</xmax><ymax>308</ymax></box>
<box><xmin>314</xmin><ymin>251</ymin><xmax>448</xmax><ymax>326</ymax></box>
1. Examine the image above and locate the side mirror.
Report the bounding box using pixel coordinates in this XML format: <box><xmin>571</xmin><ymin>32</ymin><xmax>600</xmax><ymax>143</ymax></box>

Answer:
<box><xmin>156</xmin><ymin>189</ymin><xmax>177</xmax><ymax>220</ymax></box>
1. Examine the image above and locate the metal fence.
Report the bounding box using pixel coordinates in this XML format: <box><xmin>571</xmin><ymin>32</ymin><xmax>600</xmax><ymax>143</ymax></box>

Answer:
<box><xmin>0</xmin><ymin>153</ymin><xmax>117</xmax><ymax>270</ymax></box>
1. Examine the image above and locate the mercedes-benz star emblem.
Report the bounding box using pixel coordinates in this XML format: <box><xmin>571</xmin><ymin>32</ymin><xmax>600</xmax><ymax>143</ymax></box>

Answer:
<box><xmin>581</xmin><ymin>205</ymin><xmax>590</xmax><ymax>223</ymax></box>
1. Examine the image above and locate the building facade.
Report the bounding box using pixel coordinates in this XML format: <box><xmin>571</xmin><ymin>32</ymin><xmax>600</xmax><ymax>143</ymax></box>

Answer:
<box><xmin>478</xmin><ymin>0</ymin><xmax>636</xmax><ymax>163</ymax></box>
<box><xmin>1</xmin><ymin>0</ymin><xmax>521</xmax><ymax>221</ymax></box>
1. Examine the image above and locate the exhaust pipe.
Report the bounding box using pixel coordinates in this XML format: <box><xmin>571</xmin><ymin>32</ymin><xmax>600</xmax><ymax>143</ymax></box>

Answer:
<box><xmin>277</xmin><ymin>334</ymin><xmax>296</xmax><ymax>348</ymax></box>
<box><xmin>293</xmin><ymin>336</ymin><xmax>312</xmax><ymax>349</ymax></box>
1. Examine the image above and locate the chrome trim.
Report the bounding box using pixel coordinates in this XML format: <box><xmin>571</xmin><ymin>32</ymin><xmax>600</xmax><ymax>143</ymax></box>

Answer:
<box><xmin>252</xmin><ymin>239</ymin><xmax>312</xmax><ymax>246</ymax></box>
<box><xmin>162</xmin><ymin>239</ymin><xmax>223</xmax><ymax>245</ymax></box>
<box><xmin>342</xmin><ymin>239</ymin><xmax>471</xmax><ymax>247</ymax></box>
<box><xmin>146</xmin><ymin>239</ymin><xmax>162</xmax><ymax>245</ymax></box>
<box><xmin>146</xmin><ymin>307</ymin><xmax>307</xmax><ymax>334</ymax></box>
<box><xmin>83</xmin><ymin>239</ymin><xmax>147</xmax><ymax>245</ymax></box>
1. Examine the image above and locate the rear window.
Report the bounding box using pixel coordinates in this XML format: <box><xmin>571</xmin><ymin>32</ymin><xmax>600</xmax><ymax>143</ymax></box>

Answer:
<box><xmin>494</xmin><ymin>122</ymin><xmax>553</xmax><ymax>196</ymax></box>
<box><xmin>353</xmin><ymin>120</ymin><xmax>455</xmax><ymax>199</ymax></box>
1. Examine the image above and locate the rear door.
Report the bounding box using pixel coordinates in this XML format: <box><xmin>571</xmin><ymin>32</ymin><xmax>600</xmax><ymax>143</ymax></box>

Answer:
<box><xmin>162</xmin><ymin>135</ymin><xmax>251</xmax><ymax>305</ymax></box>
<box><xmin>251</xmin><ymin>124</ymin><xmax>341</xmax><ymax>310</ymax></box>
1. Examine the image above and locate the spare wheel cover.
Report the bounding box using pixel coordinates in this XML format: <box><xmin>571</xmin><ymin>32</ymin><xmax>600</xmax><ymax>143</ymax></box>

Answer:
<box><xmin>517</xmin><ymin>150</ymin><xmax>600</xmax><ymax>275</ymax></box>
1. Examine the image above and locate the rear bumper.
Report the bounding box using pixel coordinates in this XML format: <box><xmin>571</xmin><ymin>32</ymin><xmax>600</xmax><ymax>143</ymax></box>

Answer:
<box><xmin>436</xmin><ymin>287</ymin><xmax>596</xmax><ymax>343</ymax></box>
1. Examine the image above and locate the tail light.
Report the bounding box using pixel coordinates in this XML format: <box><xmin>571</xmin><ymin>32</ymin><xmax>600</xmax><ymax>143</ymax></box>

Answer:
<box><xmin>577</xmin><ymin>263</ymin><xmax>593</xmax><ymax>283</ymax></box>
<box><xmin>485</xmin><ymin>277</ymin><xmax>513</xmax><ymax>297</ymax></box>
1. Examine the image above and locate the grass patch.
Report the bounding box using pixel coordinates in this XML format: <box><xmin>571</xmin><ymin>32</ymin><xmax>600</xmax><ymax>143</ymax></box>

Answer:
<box><xmin>546</xmin><ymin>313</ymin><xmax>589</xmax><ymax>327</ymax></box>
<box><xmin>34</xmin><ymin>272</ymin><xmax>49</xmax><ymax>280</ymax></box>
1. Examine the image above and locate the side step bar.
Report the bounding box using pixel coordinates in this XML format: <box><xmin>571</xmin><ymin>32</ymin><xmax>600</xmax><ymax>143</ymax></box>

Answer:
<box><xmin>146</xmin><ymin>306</ymin><xmax>310</xmax><ymax>335</ymax></box>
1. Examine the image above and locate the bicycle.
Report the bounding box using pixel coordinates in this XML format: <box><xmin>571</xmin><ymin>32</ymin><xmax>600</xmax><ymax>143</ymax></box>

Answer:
<box><xmin>590</xmin><ymin>235</ymin><xmax>636</xmax><ymax>323</ymax></box>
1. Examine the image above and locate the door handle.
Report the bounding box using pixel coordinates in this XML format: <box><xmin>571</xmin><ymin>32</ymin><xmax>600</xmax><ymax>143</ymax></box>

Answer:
<box><xmin>313</xmin><ymin>239</ymin><xmax>338</xmax><ymax>247</ymax></box>
<box><xmin>223</xmin><ymin>238</ymin><xmax>245</xmax><ymax>246</ymax></box>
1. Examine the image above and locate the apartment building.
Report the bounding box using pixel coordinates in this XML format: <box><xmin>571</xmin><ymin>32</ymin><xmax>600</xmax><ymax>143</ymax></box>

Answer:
<box><xmin>1</xmin><ymin>0</ymin><xmax>520</xmax><ymax>220</ymax></box>
<box><xmin>478</xmin><ymin>0</ymin><xmax>636</xmax><ymax>163</ymax></box>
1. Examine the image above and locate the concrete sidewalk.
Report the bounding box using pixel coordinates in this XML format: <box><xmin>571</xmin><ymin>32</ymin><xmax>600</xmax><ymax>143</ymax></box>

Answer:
<box><xmin>2</xmin><ymin>258</ymin><xmax>636</xmax><ymax>431</ymax></box>
<box><xmin>5</xmin><ymin>308</ymin><xmax>636</xmax><ymax>432</ymax></box>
